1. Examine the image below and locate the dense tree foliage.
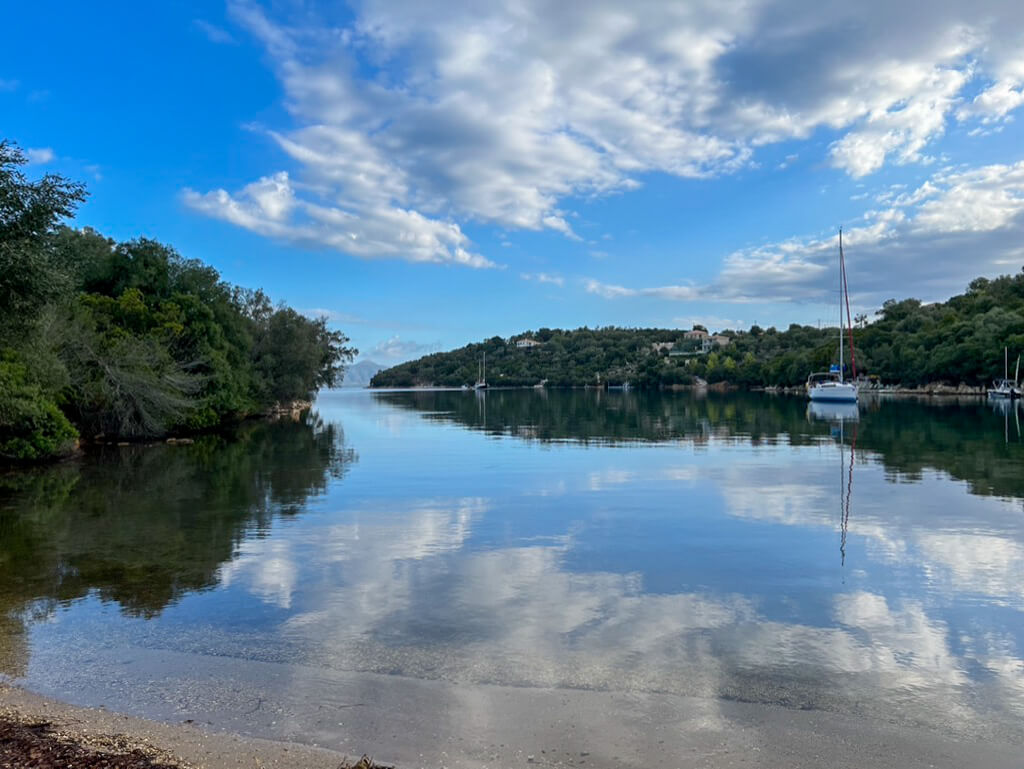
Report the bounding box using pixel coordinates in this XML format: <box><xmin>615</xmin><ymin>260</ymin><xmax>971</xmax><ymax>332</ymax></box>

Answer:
<box><xmin>0</xmin><ymin>142</ymin><xmax>355</xmax><ymax>461</ymax></box>
<box><xmin>372</xmin><ymin>327</ymin><xmax>690</xmax><ymax>388</ymax></box>
<box><xmin>372</xmin><ymin>274</ymin><xmax>1024</xmax><ymax>390</ymax></box>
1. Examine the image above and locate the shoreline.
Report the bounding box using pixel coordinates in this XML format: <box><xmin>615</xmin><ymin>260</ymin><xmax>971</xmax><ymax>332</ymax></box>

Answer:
<box><xmin>0</xmin><ymin>683</ymin><xmax>354</xmax><ymax>769</ymax></box>
<box><xmin>364</xmin><ymin>383</ymin><xmax>996</xmax><ymax>398</ymax></box>
<box><xmin>4</xmin><ymin>671</ymin><xmax>1023</xmax><ymax>769</ymax></box>
<box><xmin>0</xmin><ymin>400</ymin><xmax>315</xmax><ymax>471</ymax></box>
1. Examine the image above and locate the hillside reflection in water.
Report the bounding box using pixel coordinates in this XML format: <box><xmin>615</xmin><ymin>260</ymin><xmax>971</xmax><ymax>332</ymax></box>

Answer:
<box><xmin>1</xmin><ymin>390</ymin><xmax>1022</xmax><ymax>746</ymax></box>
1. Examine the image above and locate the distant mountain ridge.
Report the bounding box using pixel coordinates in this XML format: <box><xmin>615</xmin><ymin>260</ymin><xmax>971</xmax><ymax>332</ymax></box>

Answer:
<box><xmin>342</xmin><ymin>359</ymin><xmax>386</xmax><ymax>388</ymax></box>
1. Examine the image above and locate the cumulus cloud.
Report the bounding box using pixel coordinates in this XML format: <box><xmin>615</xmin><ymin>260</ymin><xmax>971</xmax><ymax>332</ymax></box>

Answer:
<box><xmin>183</xmin><ymin>0</ymin><xmax>1024</xmax><ymax>268</ymax></box>
<box><xmin>25</xmin><ymin>147</ymin><xmax>55</xmax><ymax>165</ymax></box>
<box><xmin>959</xmin><ymin>80</ymin><xmax>1024</xmax><ymax>124</ymax></box>
<box><xmin>183</xmin><ymin>171</ymin><xmax>495</xmax><ymax>268</ymax></box>
<box><xmin>521</xmin><ymin>272</ymin><xmax>565</xmax><ymax>286</ymax></box>
<box><xmin>587</xmin><ymin>160</ymin><xmax>1024</xmax><ymax>309</ymax></box>
<box><xmin>718</xmin><ymin>161</ymin><xmax>1024</xmax><ymax>305</ymax></box>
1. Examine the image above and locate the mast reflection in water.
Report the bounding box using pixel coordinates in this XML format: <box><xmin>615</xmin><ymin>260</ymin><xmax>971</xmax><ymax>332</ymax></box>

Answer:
<box><xmin>808</xmin><ymin>400</ymin><xmax>859</xmax><ymax>571</ymax></box>
<box><xmin>3</xmin><ymin>389</ymin><xmax>1024</xmax><ymax>753</ymax></box>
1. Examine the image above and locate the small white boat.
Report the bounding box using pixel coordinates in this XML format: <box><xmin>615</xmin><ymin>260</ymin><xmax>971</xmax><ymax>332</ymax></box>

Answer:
<box><xmin>808</xmin><ymin>228</ymin><xmax>858</xmax><ymax>404</ymax></box>
<box><xmin>987</xmin><ymin>348</ymin><xmax>1021</xmax><ymax>399</ymax></box>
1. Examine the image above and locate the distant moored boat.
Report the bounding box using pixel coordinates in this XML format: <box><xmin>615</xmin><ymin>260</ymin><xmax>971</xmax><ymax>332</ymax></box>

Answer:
<box><xmin>474</xmin><ymin>351</ymin><xmax>488</xmax><ymax>390</ymax></box>
<box><xmin>808</xmin><ymin>228</ymin><xmax>858</xmax><ymax>404</ymax></box>
<box><xmin>988</xmin><ymin>348</ymin><xmax>1021</xmax><ymax>399</ymax></box>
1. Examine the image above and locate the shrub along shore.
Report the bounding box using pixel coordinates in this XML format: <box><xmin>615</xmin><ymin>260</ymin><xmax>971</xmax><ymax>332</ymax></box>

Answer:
<box><xmin>1</xmin><ymin>140</ymin><xmax>355</xmax><ymax>463</ymax></box>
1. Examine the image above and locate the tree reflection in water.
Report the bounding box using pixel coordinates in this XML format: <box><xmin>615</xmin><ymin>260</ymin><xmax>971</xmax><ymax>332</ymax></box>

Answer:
<box><xmin>377</xmin><ymin>389</ymin><xmax>1024</xmax><ymax>501</ymax></box>
<box><xmin>0</xmin><ymin>413</ymin><xmax>356</xmax><ymax>676</ymax></box>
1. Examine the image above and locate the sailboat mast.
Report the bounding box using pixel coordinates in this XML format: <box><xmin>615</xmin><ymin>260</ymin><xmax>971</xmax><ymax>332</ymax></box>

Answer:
<box><xmin>1005</xmin><ymin>347</ymin><xmax>1009</xmax><ymax>380</ymax></box>
<box><xmin>838</xmin><ymin>229</ymin><xmax>844</xmax><ymax>383</ymax></box>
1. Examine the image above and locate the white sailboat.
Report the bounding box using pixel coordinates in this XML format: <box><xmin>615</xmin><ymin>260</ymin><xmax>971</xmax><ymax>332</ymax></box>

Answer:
<box><xmin>474</xmin><ymin>351</ymin><xmax>488</xmax><ymax>390</ymax></box>
<box><xmin>987</xmin><ymin>347</ymin><xmax>1021</xmax><ymax>399</ymax></box>
<box><xmin>807</xmin><ymin>228</ymin><xmax>858</xmax><ymax>404</ymax></box>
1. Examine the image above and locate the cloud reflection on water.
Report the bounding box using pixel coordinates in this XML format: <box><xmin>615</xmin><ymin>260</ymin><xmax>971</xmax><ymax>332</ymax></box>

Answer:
<box><xmin>210</xmin><ymin>445</ymin><xmax>1024</xmax><ymax>739</ymax></box>
<box><xmin>5</xmin><ymin>392</ymin><xmax>1024</xmax><ymax>747</ymax></box>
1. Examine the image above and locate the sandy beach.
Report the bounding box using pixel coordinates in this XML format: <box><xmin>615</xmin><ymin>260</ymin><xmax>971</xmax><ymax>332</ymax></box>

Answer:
<box><xmin>3</xmin><ymin>677</ymin><xmax>1023</xmax><ymax>769</ymax></box>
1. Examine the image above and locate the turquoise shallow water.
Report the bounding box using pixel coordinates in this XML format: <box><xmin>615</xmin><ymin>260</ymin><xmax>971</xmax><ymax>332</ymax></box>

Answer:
<box><xmin>1</xmin><ymin>389</ymin><xmax>1023</xmax><ymax>744</ymax></box>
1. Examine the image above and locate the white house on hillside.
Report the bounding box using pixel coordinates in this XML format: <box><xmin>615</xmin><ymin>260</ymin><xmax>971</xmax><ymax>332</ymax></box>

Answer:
<box><xmin>515</xmin><ymin>338</ymin><xmax>542</xmax><ymax>348</ymax></box>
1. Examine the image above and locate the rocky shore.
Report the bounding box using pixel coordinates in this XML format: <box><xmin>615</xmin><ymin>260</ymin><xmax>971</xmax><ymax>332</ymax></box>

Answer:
<box><xmin>0</xmin><ymin>685</ymin><xmax>379</xmax><ymax>769</ymax></box>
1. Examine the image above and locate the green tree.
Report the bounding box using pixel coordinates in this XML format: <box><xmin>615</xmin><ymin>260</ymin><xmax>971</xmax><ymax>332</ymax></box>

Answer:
<box><xmin>0</xmin><ymin>141</ymin><xmax>86</xmax><ymax>332</ymax></box>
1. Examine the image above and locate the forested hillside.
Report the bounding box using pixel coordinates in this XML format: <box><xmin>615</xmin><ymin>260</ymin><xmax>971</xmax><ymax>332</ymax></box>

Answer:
<box><xmin>0</xmin><ymin>141</ymin><xmax>355</xmax><ymax>461</ymax></box>
<box><xmin>372</xmin><ymin>273</ymin><xmax>1024</xmax><ymax>389</ymax></box>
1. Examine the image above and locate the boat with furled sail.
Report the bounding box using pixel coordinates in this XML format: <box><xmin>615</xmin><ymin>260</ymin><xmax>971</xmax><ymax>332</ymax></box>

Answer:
<box><xmin>808</xmin><ymin>228</ymin><xmax>858</xmax><ymax>403</ymax></box>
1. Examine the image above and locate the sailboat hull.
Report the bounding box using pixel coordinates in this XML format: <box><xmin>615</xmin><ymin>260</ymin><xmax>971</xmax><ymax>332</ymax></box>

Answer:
<box><xmin>987</xmin><ymin>388</ymin><xmax>1020</xmax><ymax>399</ymax></box>
<box><xmin>808</xmin><ymin>382</ymin><xmax>858</xmax><ymax>402</ymax></box>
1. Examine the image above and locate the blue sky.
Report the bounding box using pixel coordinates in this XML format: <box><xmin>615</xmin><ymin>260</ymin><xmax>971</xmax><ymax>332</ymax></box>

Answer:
<box><xmin>3</xmin><ymin>1</ymin><xmax>1024</xmax><ymax>364</ymax></box>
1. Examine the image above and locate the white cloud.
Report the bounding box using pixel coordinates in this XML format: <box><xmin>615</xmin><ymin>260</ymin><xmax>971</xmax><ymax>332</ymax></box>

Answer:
<box><xmin>718</xmin><ymin>161</ymin><xmax>1024</xmax><ymax>305</ymax></box>
<box><xmin>587</xmin><ymin>159</ymin><xmax>1024</xmax><ymax>309</ymax></box>
<box><xmin>182</xmin><ymin>1</ymin><xmax>1024</xmax><ymax>268</ymax></box>
<box><xmin>584</xmin><ymin>278</ymin><xmax>700</xmax><ymax>301</ymax></box>
<box><xmin>299</xmin><ymin>308</ymin><xmax>367</xmax><ymax>324</ymax></box>
<box><xmin>673</xmin><ymin>316</ymin><xmax>745</xmax><ymax>332</ymax></box>
<box><xmin>521</xmin><ymin>272</ymin><xmax>565</xmax><ymax>286</ymax></box>
<box><xmin>183</xmin><ymin>171</ymin><xmax>495</xmax><ymax>268</ymax></box>
<box><xmin>959</xmin><ymin>79</ymin><xmax>1024</xmax><ymax>124</ymax></box>
<box><xmin>368</xmin><ymin>335</ymin><xmax>441</xmax><ymax>363</ymax></box>
<box><xmin>193</xmin><ymin>19</ymin><xmax>237</xmax><ymax>45</ymax></box>
<box><xmin>777</xmin><ymin>154</ymin><xmax>798</xmax><ymax>170</ymax></box>
<box><xmin>825</xmin><ymin>51</ymin><xmax>971</xmax><ymax>176</ymax></box>
<box><xmin>25</xmin><ymin>147</ymin><xmax>55</xmax><ymax>165</ymax></box>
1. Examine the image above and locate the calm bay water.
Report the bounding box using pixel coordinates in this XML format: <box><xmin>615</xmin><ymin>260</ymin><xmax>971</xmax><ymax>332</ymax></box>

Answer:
<box><xmin>1</xmin><ymin>389</ymin><xmax>1023</xmax><ymax>757</ymax></box>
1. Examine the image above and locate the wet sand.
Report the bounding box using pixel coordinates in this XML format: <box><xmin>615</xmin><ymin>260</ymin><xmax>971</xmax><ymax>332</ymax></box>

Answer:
<box><xmin>3</xmin><ymin>673</ymin><xmax>1022</xmax><ymax>769</ymax></box>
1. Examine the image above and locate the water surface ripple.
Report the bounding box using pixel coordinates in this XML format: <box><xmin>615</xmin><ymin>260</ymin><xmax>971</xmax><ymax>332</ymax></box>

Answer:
<box><xmin>2</xmin><ymin>389</ymin><xmax>1023</xmax><ymax>752</ymax></box>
